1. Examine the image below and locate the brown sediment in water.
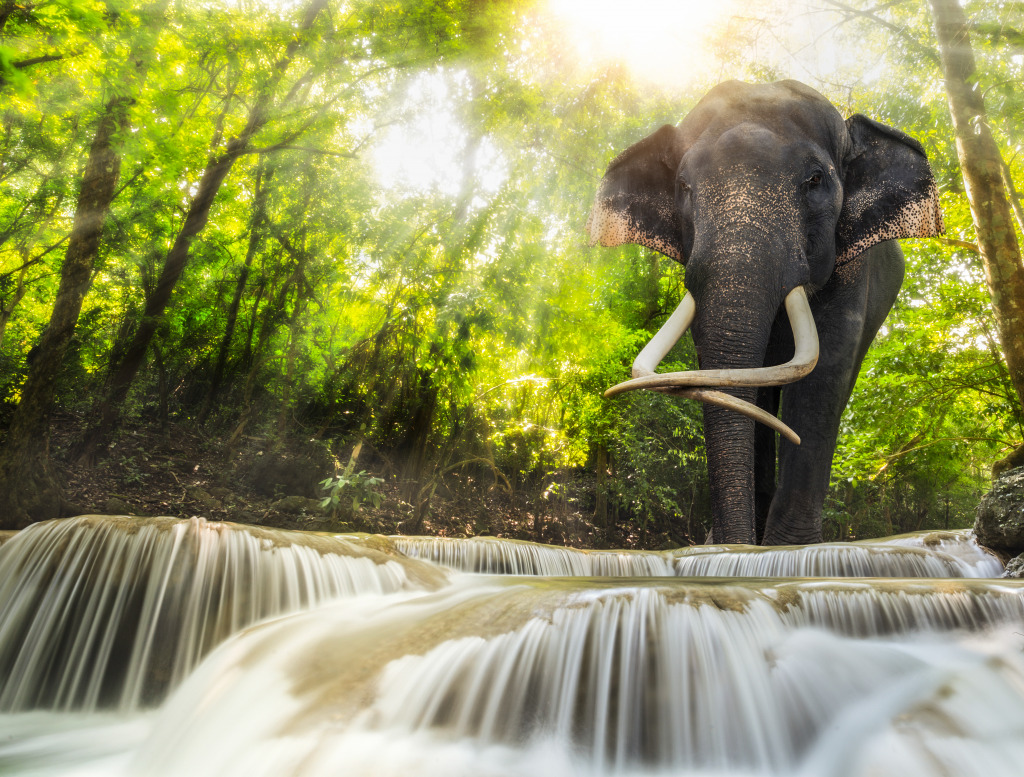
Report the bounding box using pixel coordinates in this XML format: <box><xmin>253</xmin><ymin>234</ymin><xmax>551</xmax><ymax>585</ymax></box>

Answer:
<box><xmin>274</xmin><ymin>574</ymin><xmax>1024</xmax><ymax>742</ymax></box>
<box><xmin>281</xmin><ymin>583</ymin><xmax>542</xmax><ymax>731</ymax></box>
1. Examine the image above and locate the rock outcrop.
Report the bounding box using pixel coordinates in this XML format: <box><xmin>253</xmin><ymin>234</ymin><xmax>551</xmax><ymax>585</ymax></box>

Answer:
<box><xmin>973</xmin><ymin>466</ymin><xmax>1024</xmax><ymax>576</ymax></box>
<box><xmin>1002</xmin><ymin>554</ymin><xmax>1024</xmax><ymax>579</ymax></box>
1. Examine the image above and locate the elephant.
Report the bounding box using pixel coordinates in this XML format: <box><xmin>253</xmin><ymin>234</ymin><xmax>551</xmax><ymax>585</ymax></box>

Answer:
<box><xmin>587</xmin><ymin>80</ymin><xmax>943</xmax><ymax>545</ymax></box>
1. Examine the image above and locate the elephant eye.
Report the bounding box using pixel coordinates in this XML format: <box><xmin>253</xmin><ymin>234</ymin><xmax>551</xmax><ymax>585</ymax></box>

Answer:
<box><xmin>806</xmin><ymin>173</ymin><xmax>823</xmax><ymax>187</ymax></box>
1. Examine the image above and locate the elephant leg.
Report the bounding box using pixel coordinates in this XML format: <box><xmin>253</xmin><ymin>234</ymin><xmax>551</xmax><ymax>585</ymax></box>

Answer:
<box><xmin>757</xmin><ymin>386</ymin><xmax>778</xmax><ymax>544</ymax></box>
<box><xmin>761</xmin><ymin>241</ymin><xmax>905</xmax><ymax>545</ymax></box>
<box><xmin>754</xmin><ymin>312</ymin><xmax>797</xmax><ymax>543</ymax></box>
<box><xmin>754</xmin><ymin>387</ymin><xmax>780</xmax><ymax>544</ymax></box>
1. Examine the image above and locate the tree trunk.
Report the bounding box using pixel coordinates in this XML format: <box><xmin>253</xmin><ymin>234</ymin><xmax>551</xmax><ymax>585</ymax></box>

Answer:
<box><xmin>80</xmin><ymin>138</ymin><xmax>245</xmax><ymax>459</ymax></box>
<box><xmin>0</xmin><ymin>261</ymin><xmax>29</xmax><ymax>348</ymax></box>
<box><xmin>400</xmin><ymin>365</ymin><xmax>439</xmax><ymax>502</ymax></box>
<box><xmin>929</xmin><ymin>0</ymin><xmax>1024</xmax><ymax>421</ymax></box>
<box><xmin>1000</xmin><ymin>159</ymin><xmax>1024</xmax><ymax>239</ymax></box>
<box><xmin>153</xmin><ymin>340</ymin><xmax>169</xmax><ymax>436</ymax></box>
<box><xmin>594</xmin><ymin>443</ymin><xmax>608</xmax><ymax>535</ymax></box>
<box><xmin>273</xmin><ymin>295</ymin><xmax>307</xmax><ymax>445</ymax></box>
<box><xmin>198</xmin><ymin>159</ymin><xmax>272</xmax><ymax>425</ymax></box>
<box><xmin>0</xmin><ymin>2</ymin><xmax>172</xmax><ymax>529</ymax></box>
<box><xmin>0</xmin><ymin>17</ymin><xmax>160</xmax><ymax>527</ymax></box>
<box><xmin>78</xmin><ymin>0</ymin><xmax>328</xmax><ymax>460</ymax></box>
<box><xmin>227</xmin><ymin>268</ymin><xmax>300</xmax><ymax>449</ymax></box>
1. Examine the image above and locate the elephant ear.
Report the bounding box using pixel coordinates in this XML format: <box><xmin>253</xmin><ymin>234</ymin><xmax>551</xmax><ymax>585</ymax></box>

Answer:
<box><xmin>836</xmin><ymin>115</ymin><xmax>944</xmax><ymax>266</ymax></box>
<box><xmin>586</xmin><ymin>124</ymin><xmax>687</xmax><ymax>262</ymax></box>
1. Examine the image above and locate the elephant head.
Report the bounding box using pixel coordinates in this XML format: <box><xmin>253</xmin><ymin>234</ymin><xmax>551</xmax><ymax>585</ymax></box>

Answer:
<box><xmin>588</xmin><ymin>80</ymin><xmax>943</xmax><ymax>544</ymax></box>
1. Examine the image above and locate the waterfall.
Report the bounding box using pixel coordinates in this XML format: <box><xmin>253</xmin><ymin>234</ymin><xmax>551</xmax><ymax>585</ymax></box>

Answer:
<box><xmin>0</xmin><ymin>516</ymin><xmax>1021</xmax><ymax>777</ymax></box>
<box><xmin>122</xmin><ymin>577</ymin><xmax>1024</xmax><ymax>777</ymax></box>
<box><xmin>392</xmin><ymin>529</ymin><xmax>1001</xmax><ymax>577</ymax></box>
<box><xmin>391</xmin><ymin>535</ymin><xmax>677</xmax><ymax>575</ymax></box>
<box><xmin>0</xmin><ymin>515</ymin><xmax>445</xmax><ymax>711</ymax></box>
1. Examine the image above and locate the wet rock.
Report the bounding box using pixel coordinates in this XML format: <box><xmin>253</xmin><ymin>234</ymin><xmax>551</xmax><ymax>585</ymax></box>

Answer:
<box><xmin>187</xmin><ymin>487</ymin><xmax>222</xmax><ymax>511</ymax></box>
<box><xmin>60</xmin><ymin>500</ymin><xmax>91</xmax><ymax>518</ymax></box>
<box><xmin>104</xmin><ymin>497</ymin><xmax>132</xmax><ymax>515</ymax></box>
<box><xmin>233</xmin><ymin>509</ymin><xmax>262</xmax><ymax>525</ymax></box>
<box><xmin>271</xmin><ymin>495</ymin><xmax>325</xmax><ymax>515</ymax></box>
<box><xmin>1001</xmin><ymin>554</ymin><xmax>1024</xmax><ymax>579</ymax></box>
<box><xmin>974</xmin><ymin>466</ymin><xmax>1024</xmax><ymax>556</ymax></box>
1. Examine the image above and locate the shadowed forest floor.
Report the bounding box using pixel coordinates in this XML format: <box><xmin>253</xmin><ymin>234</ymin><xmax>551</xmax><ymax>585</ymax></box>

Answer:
<box><xmin>46</xmin><ymin>415</ymin><xmax>675</xmax><ymax>550</ymax></box>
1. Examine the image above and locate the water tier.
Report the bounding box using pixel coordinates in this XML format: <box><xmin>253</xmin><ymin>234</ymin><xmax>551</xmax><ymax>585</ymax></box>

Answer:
<box><xmin>392</xmin><ymin>529</ymin><xmax>1002</xmax><ymax>577</ymax></box>
<box><xmin>0</xmin><ymin>516</ymin><xmax>1021</xmax><ymax>777</ymax></box>
<box><xmin>0</xmin><ymin>515</ymin><xmax>444</xmax><ymax>711</ymax></box>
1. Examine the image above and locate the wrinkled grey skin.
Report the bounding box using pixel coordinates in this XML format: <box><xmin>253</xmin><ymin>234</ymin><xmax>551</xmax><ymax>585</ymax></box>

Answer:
<box><xmin>588</xmin><ymin>80</ymin><xmax>943</xmax><ymax>545</ymax></box>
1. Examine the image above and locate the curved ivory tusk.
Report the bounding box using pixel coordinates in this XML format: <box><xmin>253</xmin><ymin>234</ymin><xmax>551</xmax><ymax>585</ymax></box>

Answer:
<box><xmin>632</xmin><ymin>293</ymin><xmax>696</xmax><ymax>379</ymax></box>
<box><xmin>673</xmin><ymin>388</ymin><xmax>801</xmax><ymax>445</ymax></box>
<box><xmin>605</xmin><ymin>286</ymin><xmax>819</xmax><ymax>397</ymax></box>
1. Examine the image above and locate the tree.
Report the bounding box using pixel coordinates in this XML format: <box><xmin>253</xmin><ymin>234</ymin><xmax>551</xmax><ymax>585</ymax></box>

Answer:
<box><xmin>927</xmin><ymin>0</ymin><xmax>1024</xmax><ymax>474</ymax></box>
<box><xmin>0</xmin><ymin>1</ymin><xmax>170</xmax><ymax>528</ymax></box>
<box><xmin>75</xmin><ymin>0</ymin><xmax>331</xmax><ymax>460</ymax></box>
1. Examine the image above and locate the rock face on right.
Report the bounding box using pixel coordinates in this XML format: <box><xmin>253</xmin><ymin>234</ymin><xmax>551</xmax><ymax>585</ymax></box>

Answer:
<box><xmin>1003</xmin><ymin>555</ymin><xmax>1024</xmax><ymax>579</ymax></box>
<box><xmin>974</xmin><ymin>466</ymin><xmax>1024</xmax><ymax>576</ymax></box>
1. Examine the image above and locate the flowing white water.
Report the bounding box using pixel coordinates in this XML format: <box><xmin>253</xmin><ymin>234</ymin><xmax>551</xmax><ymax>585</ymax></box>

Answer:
<box><xmin>0</xmin><ymin>515</ymin><xmax>445</xmax><ymax>711</ymax></box>
<box><xmin>0</xmin><ymin>516</ymin><xmax>1021</xmax><ymax>777</ymax></box>
<box><xmin>122</xmin><ymin>578</ymin><xmax>1024</xmax><ymax>777</ymax></box>
<box><xmin>392</xmin><ymin>529</ymin><xmax>1001</xmax><ymax>578</ymax></box>
<box><xmin>392</xmin><ymin>535</ymin><xmax>678</xmax><ymax>575</ymax></box>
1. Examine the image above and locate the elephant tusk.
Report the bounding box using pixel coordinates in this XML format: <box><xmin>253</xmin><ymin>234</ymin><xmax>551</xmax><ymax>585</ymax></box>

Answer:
<box><xmin>604</xmin><ymin>286</ymin><xmax>817</xmax><ymax>444</ymax></box>
<box><xmin>672</xmin><ymin>388</ymin><xmax>801</xmax><ymax>445</ymax></box>
<box><xmin>630</xmin><ymin>292</ymin><xmax>696</xmax><ymax>379</ymax></box>
<box><xmin>604</xmin><ymin>286</ymin><xmax>819</xmax><ymax>397</ymax></box>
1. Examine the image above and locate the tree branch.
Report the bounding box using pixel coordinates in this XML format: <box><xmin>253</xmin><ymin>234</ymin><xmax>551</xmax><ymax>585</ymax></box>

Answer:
<box><xmin>932</xmin><ymin>235</ymin><xmax>981</xmax><ymax>253</ymax></box>
<box><xmin>12</xmin><ymin>53</ymin><xmax>66</xmax><ymax>69</ymax></box>
<box><xmin>243</xmin><ymin>143</ymin><xmax>356</xmax><ymax>158</ymax></box>
<box><xmin>818</xmin><ymin>0</ymin><xmax>941</xmax><ymax>64</ymax></box>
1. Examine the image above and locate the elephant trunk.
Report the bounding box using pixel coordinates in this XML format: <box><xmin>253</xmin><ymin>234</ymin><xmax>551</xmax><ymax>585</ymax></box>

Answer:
<box><xmin>689</xmin><ymin>265</ymin><xmax>782</xmax><ymax>544</ymax></box>
<box><xmin>702</xmin><ymin>401</ymin><xmax>759</xmax><ymax>543</ymax></box>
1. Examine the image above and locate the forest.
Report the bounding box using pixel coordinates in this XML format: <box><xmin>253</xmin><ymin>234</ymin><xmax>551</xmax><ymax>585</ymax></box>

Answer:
<box><xmin>1</xmin><ymin>0</ymin><xmax>1023</xmax><ymax>547</ymax></box>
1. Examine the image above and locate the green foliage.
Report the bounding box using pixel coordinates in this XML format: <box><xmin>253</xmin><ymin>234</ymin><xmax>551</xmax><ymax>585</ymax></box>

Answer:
<box><xmin>320</xmin><ymin>471</ymin><xmax>385</xmax><ymax>513</ymax></box>
<box><xmin>0</xmin><ymin>0</ymin><xmax>106</xmax><ymax>94</ymax></box>
<box><xmin>1</xmin><ymin>0</ymin><xmax>1022</xmax><ymax>542</ymax></box>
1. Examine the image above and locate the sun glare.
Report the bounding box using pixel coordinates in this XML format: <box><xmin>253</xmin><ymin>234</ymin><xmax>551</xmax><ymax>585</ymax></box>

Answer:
<box><xmin>372</xmin><ymin>71</ymin><xmax>507</xmax><ymax>200</ymax></box>
<box><xmin>368</xmin><ymin>2</ymin><xmax>889</xmax><ymax>197</ymax></box>
<box><xmin>546</xmin><ymin>0</ymin><xmax>740</xmax><ymax>87</ymax></box>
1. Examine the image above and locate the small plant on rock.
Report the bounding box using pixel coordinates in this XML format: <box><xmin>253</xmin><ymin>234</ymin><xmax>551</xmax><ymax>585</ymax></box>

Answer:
<box><xmin>320</xmin><ymin>470</ymin><xmax>384</xmax><ymax>515</ymax></box>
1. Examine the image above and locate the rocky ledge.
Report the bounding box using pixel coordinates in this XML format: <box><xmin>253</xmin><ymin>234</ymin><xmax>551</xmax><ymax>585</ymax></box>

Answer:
<box><xmin>973</xmin><ymin>466</ymin><xmax>1024</xmax><ymax>577</ymax></box>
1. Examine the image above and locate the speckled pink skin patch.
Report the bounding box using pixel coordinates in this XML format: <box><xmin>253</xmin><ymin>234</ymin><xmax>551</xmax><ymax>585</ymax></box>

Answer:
<box><xmin>586</xmin><ymin>95</ymin><xmax>945</xmax><ymax>270</ymax></box>
<box><xmin>836</xmin><ymin>180</ymin><xmax>944</xmax><ymax>266</ymax></box>
<box><xmin>586</xmin><ymin>191</ymin><xmax>684</xmax><ymax>261</ymax></box>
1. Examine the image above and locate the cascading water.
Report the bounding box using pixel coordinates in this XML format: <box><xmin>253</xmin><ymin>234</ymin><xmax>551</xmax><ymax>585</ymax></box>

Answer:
<box><xmin>391</xmin><ymin>535</ymin><xmax>680</xmax><ymax>575</ymax></box>
<box><xmin>392</xmin><ymin>528</ymin><xmax>1002</xmax><ymax>577</ymax></box>
<box><xmin>0</xmin><ymin>515</ymin><xmax>445</xmax><ymax>711</ymax></box>
<box><xmin>0</xmin><ymin>515</ymin><xmax>1021</xmax><ymax>777</ymax></box>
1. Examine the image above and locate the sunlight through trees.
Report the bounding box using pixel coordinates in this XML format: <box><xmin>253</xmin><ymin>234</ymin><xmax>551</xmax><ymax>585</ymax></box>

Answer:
<box><xmin>0</xmin><ymin>0</ymin><xmax>1022</xmax><ymax>541</ymax></box>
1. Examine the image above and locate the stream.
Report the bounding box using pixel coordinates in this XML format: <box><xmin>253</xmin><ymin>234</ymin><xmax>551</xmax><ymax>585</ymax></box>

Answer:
<box><xmin>1</xmin><ymin>515</ymin><xmax>1022</xmax><ymax>776</ymax></box>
